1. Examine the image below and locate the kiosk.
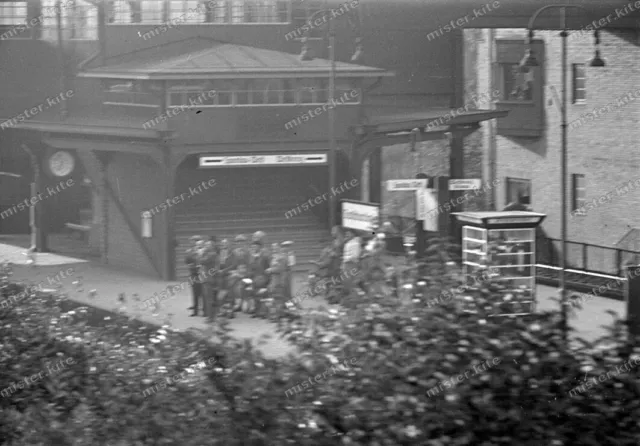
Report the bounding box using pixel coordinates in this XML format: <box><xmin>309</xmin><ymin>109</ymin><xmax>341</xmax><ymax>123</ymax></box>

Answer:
<box><xmin>453</xmin><ymin>211</ymin><xmax>546</xmax><ymax>316</ymax></box>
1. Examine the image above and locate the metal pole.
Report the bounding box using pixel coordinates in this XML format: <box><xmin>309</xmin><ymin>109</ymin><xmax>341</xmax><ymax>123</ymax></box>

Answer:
<box><xmin>328</xmin><ymin>18</ymin><xmax>337</xmax><ymax>228</ymax></box>
<box><xmin>560</xmin><ymin>8</ymin><xmax>569</xmax><ymax>341</ymax></box>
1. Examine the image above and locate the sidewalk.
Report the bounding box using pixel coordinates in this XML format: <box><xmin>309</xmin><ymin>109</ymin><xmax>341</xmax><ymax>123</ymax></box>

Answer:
<box><xmin>0</xmin><ymin>243</ymin><xmax>305</xmax><ymax>358</ymax></box>
<box><xmin>0</xmin><ymin>243</ymin><xmax>625</xmax><ymax>355</ymax></box>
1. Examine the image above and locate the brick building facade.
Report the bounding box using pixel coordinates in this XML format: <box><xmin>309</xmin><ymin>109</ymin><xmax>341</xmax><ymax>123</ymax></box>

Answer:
<box><xmin>467</xmin><ymin>23</ymin><xmax>640</xmax><ymax>270</ymax></box>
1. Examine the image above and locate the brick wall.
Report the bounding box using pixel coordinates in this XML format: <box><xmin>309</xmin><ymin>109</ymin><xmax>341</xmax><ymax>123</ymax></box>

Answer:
<box><xmin>473</xmin><ymin>28</ymin><xmax>640</xmax><ymax>249</ymax></box>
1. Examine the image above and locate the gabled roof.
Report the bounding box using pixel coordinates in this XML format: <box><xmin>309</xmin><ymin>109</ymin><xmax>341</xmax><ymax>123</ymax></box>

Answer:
<box><xmin>78</xmin><ymin>37</ymin><xmax>393</xmax><ymax>80</ymax></box>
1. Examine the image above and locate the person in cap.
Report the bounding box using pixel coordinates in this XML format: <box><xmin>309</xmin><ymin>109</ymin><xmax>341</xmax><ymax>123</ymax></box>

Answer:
<box><xmin>216</xmin><ymin>238</ymin><xmax>234</xmax><ymax>312</ymax></box>
<box><xmin>248</xmin><ymin>239</ymin><xmax>270</xmax><ymax>316</ymax></box>
<box><xmin>280</xmin><ymin>241</ymin><xmax>295</xmax><ymax>300</ymax></box>
<box><xmin>199</xmin><ymin>237</ymin><xmax>219</xmax><ymax>322</ymax></box>
<box><xmin>233</xmin><ymin>234</ymin><xmax>250</xmax><ymax>267</ymax></box>
<box><xmin>266</xmin><ymin>243</ymin><xmax>288</xmax><ymax>305</ymax></box>
<box><xmin>185</xmin><ymin>235</ymin><xmax>204</xmax><ymax>316</ymax></box>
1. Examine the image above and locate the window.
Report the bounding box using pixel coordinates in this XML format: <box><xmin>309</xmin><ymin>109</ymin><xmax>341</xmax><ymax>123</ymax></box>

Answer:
<box><xmin>506</xmin><ymin>178</ymin><xmax>531</xmax><ymax>207</ymax></box>
<box><xmin>291</xmin><ymin>2</ymin><xmax>325</xmax><ymax>39</ymax></box>
<box><xmin>206</xmin><ymin>0</ymin><xmax>228</xmax><ymax>23</ymax></box>
<box><xmin>572</xmin><ymin>174</ymin><xmax>586</xmax><ymax>215</ymax></box>
<box><xmin>572</xmin><ymin>64</ymin><xmax>586</xmax><ymax>103</ymax></box>
<box><xmin>227</xmin><ymin>0</ymin><xmax>288</xmax><ymax>23</ymax></box>
<box><xmin>163</xmin><ymin>78</ymin><xmax>359</xmax><ymax>107</ymax></box>
<box><xmin>140</xmin><ymin>0</ymin><xmax>164</xmax><ymax>23</ymax></box>
<box><xmin>103</xmin><ymin>81</ymin><xmax>159</xmax><ymax>107</ymax></box>
<box><xmin>0</xmin><ymin>2</ymin><xmax>27</xmax><ymax>26</ymax></box>
<box><xmin>500</xmin><ymin>63</ymin><xmax>533</xmax><ymax>101</ymax></box>
<box><xmin>169</xmin><ymin>0</ymin><xmax>205</xmax><ymax>23</ymax></box>
<box><xmin>108</xmin><ymin>0</ymin><xmax>132</xmax><ymax>23</ymax></box>
<box><xmin>41</xmin><ymin>0</ymin><xmax>98</xmax><ymax>40</ymax></box>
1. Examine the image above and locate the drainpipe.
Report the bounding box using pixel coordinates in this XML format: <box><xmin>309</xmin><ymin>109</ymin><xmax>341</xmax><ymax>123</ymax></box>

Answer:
<box><xmin>488</xmin><ymin>28</ymin><xmax>497</xmax><ymax>210</ymax></box>
<box><xmin>56</xmin><ymin>0</ymin><xmax>68</xmax><ymax>119</ymax></box>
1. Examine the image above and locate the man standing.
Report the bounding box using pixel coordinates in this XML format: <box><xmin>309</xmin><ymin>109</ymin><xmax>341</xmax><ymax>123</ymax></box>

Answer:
<box><xmin>200</xmin><ymin>236</ymin><xmax>219</xmax><ymax>322</ymax></box>
<box><xmin>186</xmin><ymin>235</ymin><xmax>203</xmax><ymax>316</ymax></box>
<box><xmin>342</xmin><ymin>230</ymin><xmax>362</xmax><ymax>298</ymax></box>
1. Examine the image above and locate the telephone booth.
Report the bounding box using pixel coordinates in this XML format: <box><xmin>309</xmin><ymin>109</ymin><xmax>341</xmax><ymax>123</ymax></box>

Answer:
<box><xmin>453</xmin><ymin>211</ymin><xmax>546</xmax><ymax>316</ymax></box>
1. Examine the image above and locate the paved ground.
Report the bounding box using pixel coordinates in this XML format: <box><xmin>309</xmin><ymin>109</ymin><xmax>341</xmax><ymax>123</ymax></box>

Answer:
<box><xmin>0</xmin><ymin>242</ymin><xmax>626</xmax><ymax>359</ymax></box>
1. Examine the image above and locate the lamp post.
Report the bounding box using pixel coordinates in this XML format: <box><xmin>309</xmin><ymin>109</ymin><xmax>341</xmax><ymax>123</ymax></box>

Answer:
<box><xmin>519</xmin><ymin>5</ymin><xmax>605</xmax><ymax>341</ymax></box>
<box><xmin>300</xmin><ymin>9</ymin><xmax>362</xmax><ymax>228</ymax></box>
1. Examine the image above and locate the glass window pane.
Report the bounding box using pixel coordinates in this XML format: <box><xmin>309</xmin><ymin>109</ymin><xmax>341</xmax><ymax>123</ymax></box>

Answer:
<box><xmin>141</xmin><ymin>0</ymin><xmax>164</xmax><ymax>23</ymax></box>
<box><xmin>0</xmin><ymin>2</ymin><xmax>28</xmax><ymax>26</ymax></box>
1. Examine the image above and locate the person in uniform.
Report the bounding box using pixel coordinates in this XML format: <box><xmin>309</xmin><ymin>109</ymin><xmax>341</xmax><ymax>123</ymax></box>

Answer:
<box><xmin>267</xmin><ymin>243</ymin><xmax>287</xmax><ymax>306</ymax></box>
<box><xmin>199</xmin><ymin>237</ymin><xmax>219</xmax><ymax>322</ymax></box>
<box><xmin>230</xmin><ymin>235</ymin><xmax>249</xmax><ymax>311</ymax></box>
<box><xmin>281</xmin><ymin>241</ymin><xmax>295</xmax><ymax>300</ymax></box>
<box><xmin>216</xmin><ymin>238</ymin><xmax>234</xmax><ymax>310</ymax></box>
<box><xmin>248</xmin><ymin>240</ymin><xmax>270</xmax><ymax>316</ymax></box>
<box><xmin>185</xmin><ymin>235</ymin><xmax>204</xmax><ymax>316</ymax></box>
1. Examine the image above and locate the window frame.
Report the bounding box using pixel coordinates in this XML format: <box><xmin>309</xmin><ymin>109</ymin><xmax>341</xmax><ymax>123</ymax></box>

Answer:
<box><xmin>106</xmin><ymin>0</ymin><xmax>291</xmax><ymax>25</ymax></box>
<box><xmin>572</xmin><ymin>174</ymin><xmax>587</xmax><ymax>215</ymax></box>
<box><xmin>103</xmin><ymin>81</ymin><xmax>160</xmax><ymax>108</ymax></box>
<box><xmin>164</xmin><ymin>79</ymin><xmax>361</xmax><ymax>108</ymax></box>
<box><xmin>498</xmin><ymin>62</ymin><xmax>535</xmax><ymax>104</ymax></box>
<box><xmin>572</xmin><ymin>63</ymin><xmax>586</xmax><ymax>104</ymax></box>
<box><xmin>505</xmin><ymin>177</ymin><xmax>532</xmax><ymax>207</ymax></box>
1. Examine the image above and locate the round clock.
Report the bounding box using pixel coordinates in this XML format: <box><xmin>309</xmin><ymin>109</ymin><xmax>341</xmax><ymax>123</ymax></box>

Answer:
<box><xmin>48</xmin><ymin>151</ymin><xmax>75</xmax><ymax>177</ymax></box>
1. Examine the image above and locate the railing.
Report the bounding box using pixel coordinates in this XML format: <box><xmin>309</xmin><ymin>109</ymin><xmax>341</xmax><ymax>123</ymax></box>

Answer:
<box><xmin>540</xmin><ymin>237</ymin><xmax>640</xmax><ymax>276</ymax></box>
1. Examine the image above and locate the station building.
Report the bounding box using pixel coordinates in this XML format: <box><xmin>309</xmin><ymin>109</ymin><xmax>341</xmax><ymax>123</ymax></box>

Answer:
<box><xmin>3</xmin><ymin>0</ymin><xmax>633</xmax><ymax>279</ymax></box>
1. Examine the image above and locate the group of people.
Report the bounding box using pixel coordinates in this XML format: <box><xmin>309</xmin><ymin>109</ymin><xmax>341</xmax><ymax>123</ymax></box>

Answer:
<box><xmin>185</xmin><ymin>231</ymin><xmax>295</xmax><ymax>321</ymax></box>
<box><xmin>185</xmin><ymin>225</ymin><xmax>394</xmax><ymax>322</ymax></box>
<box><xmin>310</xmin><ymin>226</ymin><xmax>390</xmax><ymax>300</ymax></box>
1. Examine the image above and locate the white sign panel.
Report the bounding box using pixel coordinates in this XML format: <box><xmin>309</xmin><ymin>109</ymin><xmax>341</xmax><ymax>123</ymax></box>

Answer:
<box><xmin>341</xmin><ymin>201</ymin><xmax>379</xmax><ymax>232</ymax></box>
<box><xmin>199</xmin><ymin>153</ymin><xmax>327</xmax><ymax>167</ymax></box>
<box><xmin>449</xmin><ymin>179</ymin><xmax>481</xmax><ymax>191</ymax></box>
<box><xmin>387</xmin><ymin>179</ymin><xmax>427</xmax><ymax>191</ymax></box>
<box><xmin>422</xmin><ymin>189</ymin><xmax>439</xmax><ymax>231</ymax></box>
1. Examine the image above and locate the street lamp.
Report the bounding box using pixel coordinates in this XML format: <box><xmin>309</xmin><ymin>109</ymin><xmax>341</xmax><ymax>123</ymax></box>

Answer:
<box><xmin>520</xmin><ymin>5</ymin><xmax>605</xmax><ymax>341</ymax></box>
<box><xmin>300</xmin><ymin>9</ymin><xmax>362</xmax><ymax>228</ymax></box>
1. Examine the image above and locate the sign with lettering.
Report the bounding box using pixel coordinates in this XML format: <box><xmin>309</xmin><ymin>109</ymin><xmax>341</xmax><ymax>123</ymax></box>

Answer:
<box><xmin>487</xmin><ymin>217</ymin><xmax>541</xmax><ymax>225</ymax></box>
<box><xmin>387</xmin><ymin>179</ymin><xmax>427</xmax><ymax>191</ymax></box>
<box><xmin>199</xmin><ymin>154</ymin><xmax>327</xmax><ymax>167</ymax></box>
<box><xmin>341</xmin><ymin>200</ymin><xmax>379</xmax><ymax>232</ymax></box>
<box><xmin>449</xmin><ymin>179</ymin><xmax>481</xmax><ymax>191</ymax></box>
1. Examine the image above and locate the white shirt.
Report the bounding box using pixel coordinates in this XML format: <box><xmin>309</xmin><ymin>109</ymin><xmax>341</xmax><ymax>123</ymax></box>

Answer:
<box><xmin>343</xmin><ymin>237</ymin><xmax>362</xmax><ymax>264</ymax></box>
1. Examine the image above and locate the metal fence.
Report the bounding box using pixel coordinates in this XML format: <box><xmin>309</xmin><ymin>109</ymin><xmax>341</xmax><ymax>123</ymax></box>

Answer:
<box><xmin>541</xmin><ymin>237</ymin><xmax>640</xmax><ymax>276</ymax></box>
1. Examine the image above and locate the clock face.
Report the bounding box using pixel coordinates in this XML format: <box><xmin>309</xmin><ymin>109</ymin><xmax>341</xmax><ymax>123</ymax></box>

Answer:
<box><xmin>49</xmin><ymin>151</ymin><xmax>75</xmax><ymax>177</ymax></box>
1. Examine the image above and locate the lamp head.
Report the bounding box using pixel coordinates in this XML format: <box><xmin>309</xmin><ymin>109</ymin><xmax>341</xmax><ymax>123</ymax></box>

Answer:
<box><xmin>590</xmin><ymin>49</ymin><xmax>606</xmax><ymax>67</ymax></box>
<box><xmin>519</xmin><ymin>49</ymin><xmax>539</xmax><ymax>72</ymax></box>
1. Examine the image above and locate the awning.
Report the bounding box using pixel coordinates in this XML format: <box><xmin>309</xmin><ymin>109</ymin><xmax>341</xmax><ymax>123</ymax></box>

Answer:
<box><xmin>355</xmin><ymin>106</ymin><xmax>508</xmax><ymax>136</ymax></box>
<box><xmin>78</xmin><ymin>37</ymin><xmax>393</xmax><ymax>80</ymax></box>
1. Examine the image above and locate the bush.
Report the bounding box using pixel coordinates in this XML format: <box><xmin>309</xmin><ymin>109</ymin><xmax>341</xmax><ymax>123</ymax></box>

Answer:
<box><xmin>2</xmin><ymin>256</ymin><xmax>640</xmax><ymax>445</ymax></box>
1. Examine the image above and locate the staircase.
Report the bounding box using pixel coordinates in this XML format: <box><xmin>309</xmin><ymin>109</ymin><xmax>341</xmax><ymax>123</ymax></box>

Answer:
<box><xmin>173</xmin><ymin>167</ymin><xmax>330</xmax><ymax>280</ymax></box>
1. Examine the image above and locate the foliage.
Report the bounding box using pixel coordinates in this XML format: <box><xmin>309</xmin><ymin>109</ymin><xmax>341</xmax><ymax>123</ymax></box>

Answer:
<box><xmin>2</xmin><ymin>250</ymin><xmax>640</xmax><ymax>445</ymax></box>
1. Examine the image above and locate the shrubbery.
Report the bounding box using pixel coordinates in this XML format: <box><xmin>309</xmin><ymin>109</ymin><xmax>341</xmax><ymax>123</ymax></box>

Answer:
<box><xmin>2</xmin><ymin>254</ymin><xmax>640</xmax><ymax>445</ymax></box>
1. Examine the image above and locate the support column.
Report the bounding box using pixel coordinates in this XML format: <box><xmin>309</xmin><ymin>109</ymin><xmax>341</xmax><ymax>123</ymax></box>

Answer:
<box><xmin>368</xmin><ymin>147</ymin><xmax>382</xmax><ymax>204</ymax></box>
<box><xmin>449</xmin><ymin>29</ymin><xmax>466</xmax><ymax>243</ymax></box>
<box><xmin>162</xmin><ymin>148</ymin><xmax>177</xmax><ymax>281</ymax></box>
<box><xmin>95</xmin><ymin>152</ymin><xmax>111</xmax><ymax>264</ymax></box>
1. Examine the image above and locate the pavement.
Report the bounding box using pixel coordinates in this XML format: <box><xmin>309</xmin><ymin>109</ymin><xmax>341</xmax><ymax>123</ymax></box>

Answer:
<box><xmin>0</xmin><ymin>242</ymin><xmax>626</xmax><ymax>359</ymax></box>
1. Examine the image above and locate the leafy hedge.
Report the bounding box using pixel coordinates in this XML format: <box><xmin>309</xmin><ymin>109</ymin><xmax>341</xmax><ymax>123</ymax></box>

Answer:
<box><xmin>2</xmin><ymin>256</ymin><xmax>640</xmax><ymax>445</ymax></box>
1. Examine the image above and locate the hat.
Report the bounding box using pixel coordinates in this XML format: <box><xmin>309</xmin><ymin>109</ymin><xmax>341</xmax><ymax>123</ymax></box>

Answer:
<box><xmin>252</xmin><ymin>231</ymin><xmax>266</xmax><ymax>242</ymax></box>
<box><xmin>190</xmin><ymin>235</ymin><xmax>203</xmax><ymax>243</ymax></box>
<box><xmin>234</xmin><ymin>234</ymin><xmax>247</xmax><ymax>242</ymax></box>
<box><xmin>281</xmin><ymin>240</ymin><xmax>294</xmax><ymax>248</ymax></box>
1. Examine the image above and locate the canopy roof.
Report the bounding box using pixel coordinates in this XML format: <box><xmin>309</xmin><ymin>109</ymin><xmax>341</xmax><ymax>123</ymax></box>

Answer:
<box><xmin>79</xmin><ymin>37</ymin><xmax>393</xmax><ymax>80</ymax></box>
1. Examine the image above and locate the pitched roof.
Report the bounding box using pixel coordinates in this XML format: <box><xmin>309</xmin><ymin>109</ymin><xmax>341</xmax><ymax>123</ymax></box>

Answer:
<box><xmin>79</xmin><ymin>37</ymin><xmax>392</xmax><ymax>80</ymax></box>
